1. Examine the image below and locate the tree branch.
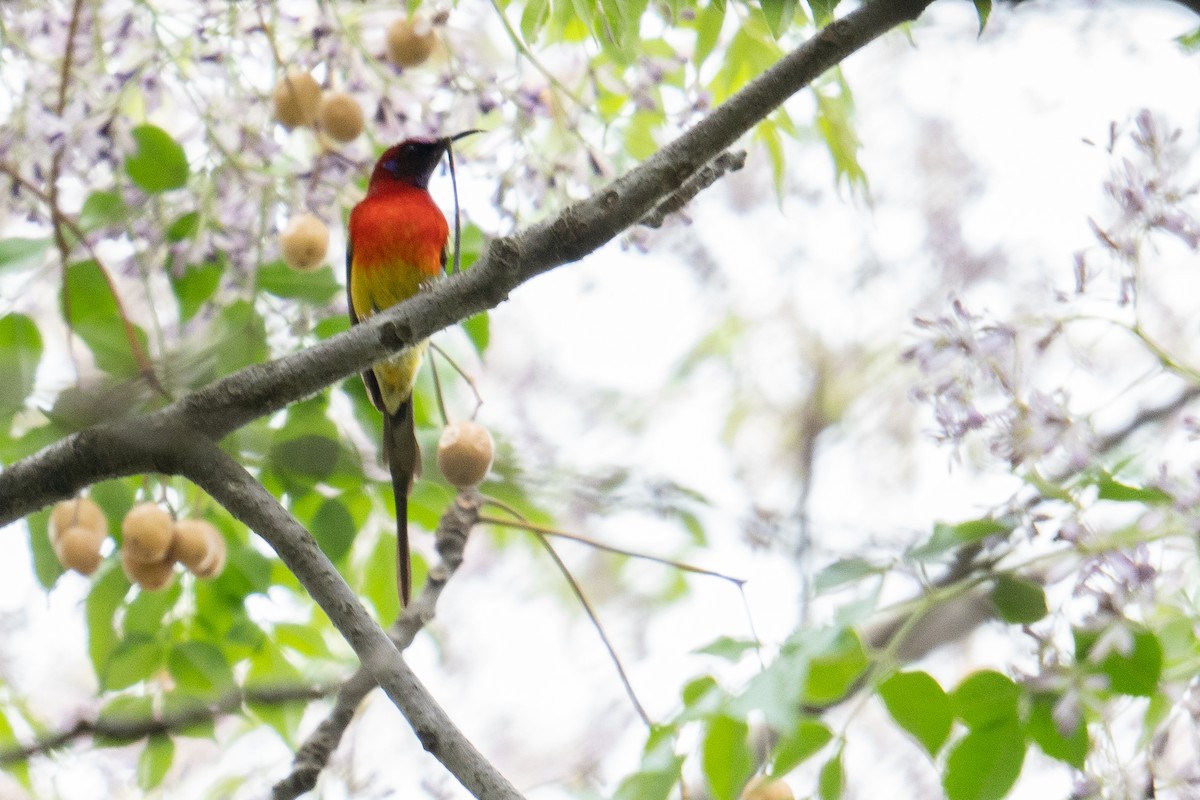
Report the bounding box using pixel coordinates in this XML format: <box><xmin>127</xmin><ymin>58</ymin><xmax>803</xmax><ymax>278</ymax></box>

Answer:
<box><xmin>0</xmin><ymin>685</ymin><xmax>332</xmax><ymax>767</ymax></box>
<box><xmin>272</xmin><ymin>491</ymin><xmax>481</xmax><ymax>800</ymax></box>
<box><xmin>0</xmin><ymin>0</ymin><xmax>934</xmax><ymax>526</ymax></box>
<box><xmin>174</xmin><ymin>436</ymin><xmax>523</xmax><ymax>799</ymax></box>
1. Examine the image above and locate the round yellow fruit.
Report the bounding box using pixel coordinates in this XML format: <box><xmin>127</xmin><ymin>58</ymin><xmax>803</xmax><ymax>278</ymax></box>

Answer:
<box><xmin>170</xmin><ymin>519</ymin><xmax>220</xmax><ymax>572</ymax></box>
<box><xmin>54</xmin><ymin>524</ymin><xmax>106</xmax><ymax>575</ymax></box>
<box><xmin>319</xmin><ymin>92</ymin><xmax>364</xmax><ymax>142</ymax></box>
<box><xmin>192</xmin><ymin>531</ymin><xmax>227</xmax><ymax>580</ymax></box>
<box><xmin>437</xmin><ymin>420</ymin><xmax>494</xmax><ymax>489</ymax></box>
<box><xmin>122</xmin><ymin>549</ymin><xmax>175</xmax><ymax>591</ymax></box>
<box><xmin>386</xmin><ymin>17</ymin><xmax>437</xmax><ymax>68</ymax></box>
<box><xmin>272</xmin><ymin>70</ymin><xmax>323</xmax><ymax>128</ymax></box>
<box><xmin>280</xmin><ymin>213</ymin><xmax>329</xmax><ymax>271</ymax></box>
<box><xmin>742</xmin><ymin>777</ymin><xmax>794</xmax><ymax>800</ymax></box>
<box><xmin>50</xmin><ymin>497</ymin><xmax>107</xmax><ymax>544</ymax></box>
<box><xmin>121</xmin><ymin>502</ymin><xmax>175</xmax><ymax>563</ymax></box>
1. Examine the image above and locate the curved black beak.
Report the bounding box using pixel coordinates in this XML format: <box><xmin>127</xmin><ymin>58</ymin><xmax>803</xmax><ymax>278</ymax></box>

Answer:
<box><xmin>445</xmin><ymin>129</ymin><xmax>483</xmax><ymax>145</ymax></box>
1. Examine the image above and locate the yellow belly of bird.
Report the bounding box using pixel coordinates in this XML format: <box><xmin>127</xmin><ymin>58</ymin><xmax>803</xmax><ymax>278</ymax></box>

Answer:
<box><xmin>350</xmin><ymin>263</ymin><xmax>434</xmax><ymax>415</ymax></box>
<box><xmin>373</xmin><ymin>342</ymin><xmax>427</xmax><ymax>415</ymax></box>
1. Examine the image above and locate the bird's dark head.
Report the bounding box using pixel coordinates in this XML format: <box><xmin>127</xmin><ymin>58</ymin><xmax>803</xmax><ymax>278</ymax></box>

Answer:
<box><xmin>369</xmin><ymin>130</ymin><xmax>482</xmax><ymax>192</ymax></box>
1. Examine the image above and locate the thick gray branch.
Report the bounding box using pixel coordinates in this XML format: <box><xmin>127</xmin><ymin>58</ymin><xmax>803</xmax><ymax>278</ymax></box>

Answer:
<box><xmin>0</xmin><ymin>0</ymin><xmax>934</xmax><ymax>526</ymax></box>
<box><xmin>272</xmin><ymin>491</ymin><xmax>481</xmax><ymax>800</ymax></box>
<box><xmin>178</xmin><ymin>438</ymin><xmax>522</xmax><ymax>800</ymax></box>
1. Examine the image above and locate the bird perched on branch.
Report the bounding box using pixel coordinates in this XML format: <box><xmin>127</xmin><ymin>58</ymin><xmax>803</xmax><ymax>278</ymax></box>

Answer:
<box><xmin>346</xmin><ymin>130</ymin><xmax>475</xmax><ymax>605</ymax></box>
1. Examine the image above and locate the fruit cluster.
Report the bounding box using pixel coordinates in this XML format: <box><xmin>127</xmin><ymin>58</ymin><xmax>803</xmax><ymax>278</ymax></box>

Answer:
<box><xmin>50</xmin><ymin>498</ymin><xmax>227</xmax><ymax>590</ymax></box>
<box><xmin>273</xmin><ymin>15</ymin><xmax>439</xmax><ymax>273</ymax></box>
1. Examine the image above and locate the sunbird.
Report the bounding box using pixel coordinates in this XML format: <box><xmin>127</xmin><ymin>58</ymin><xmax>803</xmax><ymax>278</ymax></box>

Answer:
<box><xmin>347</xmin><ymin>131</ymin><xmax>474</xmax><ymax>606</ymax></box>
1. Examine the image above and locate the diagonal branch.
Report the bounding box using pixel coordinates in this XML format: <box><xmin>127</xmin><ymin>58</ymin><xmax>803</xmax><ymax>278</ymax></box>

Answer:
<box><xmin>272</xmin><ymin>491</ymin><xmax>482</xmax><ymax>800</ymax></box>
<box><xmin>175</xmin><ymin>435</ymin><xmax>523</xmax><ymax>800</ymax></box>
<box><xmin>0</xmin><ymin>0</ymin><xmax>935</xmax><ymax>526</ymax></box>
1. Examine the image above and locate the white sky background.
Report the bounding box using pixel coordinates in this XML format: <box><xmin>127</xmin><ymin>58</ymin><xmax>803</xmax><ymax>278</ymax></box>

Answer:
<box><xmin>1</xmin><ymin>1</ymin><xmax>1199</xmax><ymax>798</ymax></box>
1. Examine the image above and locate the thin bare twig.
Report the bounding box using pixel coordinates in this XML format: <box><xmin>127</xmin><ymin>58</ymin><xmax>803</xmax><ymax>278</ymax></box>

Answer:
<box><xmin>531</xmin><ymin>532</ymin><xmax>652</xmax><ymax>727</ymax></box>
<box><xmin>478</xmin><ymin>508</ymin><xmax>745</xmax><ymax>585</ymax></box>
<box><xmin>0</xmin><ymin>684</ymin><xmax>332</xmax><ymax>767</ymax></box>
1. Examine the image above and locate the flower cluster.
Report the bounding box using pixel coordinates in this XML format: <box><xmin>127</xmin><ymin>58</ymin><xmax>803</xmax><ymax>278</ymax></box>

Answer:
<box><xmin>903</xmin><ymin>297</ymin><xmax>1093</xmax><ymax>471</ymax></box>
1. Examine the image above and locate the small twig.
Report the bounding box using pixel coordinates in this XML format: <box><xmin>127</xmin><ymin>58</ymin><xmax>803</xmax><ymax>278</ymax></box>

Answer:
<box><xmin>639</xmin><ymin>150</ymin><xmax>747</xmax><ymax>228</ymax></box>
<box><xmin>479</xmin><ymin>507</ymin><xmax>745</xmax><ymax>585</ymax></box>
<box><xmin>531</xmin><ymin>531</ymin><xmax>653</xmax><ymax>728</ymax></box>
<box><xmin>428</xmin><ymin>347</ymin><xmax>451</xmax><ymax>426</ymax></box>
<box><xmin>476</xmin><ymin>499</ymin><xmax>651</xmax><ymax>726</ymax></box>
<box><xmin>0</xmin><ymin>684</ymin><xmax>332</xmax><ymax>767</ymax></box>
<box><xmin>430</xmin><ymin>341</ymin><xmax>485</xmax><ymax>418</ymax></box>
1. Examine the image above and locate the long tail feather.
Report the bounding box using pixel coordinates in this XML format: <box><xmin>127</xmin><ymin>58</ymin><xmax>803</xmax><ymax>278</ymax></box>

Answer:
<box><xmin>382</xmin><ymin>399</ymin><xmax>419</xmax><ymax>606</ymax></box>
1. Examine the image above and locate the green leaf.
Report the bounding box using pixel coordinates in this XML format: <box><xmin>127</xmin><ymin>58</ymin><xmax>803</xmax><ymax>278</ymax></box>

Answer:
<box><xmin>972</xmin><ymin>0</ymin><xmax>991</xmax><ymax>35</ymax></box>
<box><xmin>170</xmin><ymin>261</ymin><xmax>223</xmax><ymax>323</ymax></box>
<box><xmin>0</xmin><ymin>313</ymin><xmax>42</xmax><ymax>415</ymax></box>
<box><xmin>818</xmin><ymin>751</ymin><xmax>843</xmax><ymax>800</ymax></box>
<box><xmin>166</xmin><ymin>211</ymin><xmax>200</xmax><ymax>242</ymax></box>
<box><xmin>79</xmin><ymin>190</ymin><xmax>127</xmax><ymax>231</ymax></box>
<box><xmin>910</xmin><ymin>516</ymin><xmax>1015</xmax><ymax>561</ymax></box>
<box><xmin>0</xmin><ymin>237</ymin><xmax>49</xmax><ymax>273</ymax></box>
<box><xmin>275</xmin><ymin>622</ymin><xmax>331</xmax><ymax>659</ymax></box>
<box><xmin>806</xmin><ymin>0</ymin><xmax>837</xmax><ymax>25</ymax></box>
<box><xmin>0</xmin><ymin>708</ymin><xmax>31</xmax><ymax>789</ymax></box>
<box><xmin>125</xmin><ymin>124</ymin><xmax>189</xmax><ymax>192</ymax></box>
<box><xmin>1178</xmin><ymin>26</ymin><xmax>1200</xmax><ymax>51</ymax></box>
<box><xmin>615</xmin><ymin>727</ymin><xmax>684</xmax><ymax>800</ymax></box>
<box><xmin>803</xmin><ymin>629</ymin><xmax>868</xmax><ymax>706</ymax></box>
<box><xmin>771</xmin><ymin>718</ymin><xmax>832</xmax><ymax>775</ymax></box>
<box><xmin>761</xmin><ymin>0</ymin><xmax>797</xmax><ymax>38</ymax></box>
<box><xmin>104</xmin><ymin>634</ymin><xmax>165</xmax><ymax>690</ymax></box>
<box><xmin>245</xmin><ymin>644</ymin><xmax>305</xmax><ymax>745</ymax></box>
<box><xmin>878</xmin><ymin>671</ymin><xmax>953</xmax><ymax>756</ymax></box>
<box><xmin>521</xmin><ymin>0</ymin><xmax>550</xmax><ymax>42</ymax></box>
<box><xmin>168</xmin><ymin>641</ymin><xmax>234</xmax><ymax>698</ymax></box>
<box><xmin>696</xmin><ymin>635</ymin><xmax>759</xmax><ymax>661</ymax></box>
<box><xmin>96</xmin><ymin>696</ymin><xmax>154</xmax><ymax>746</ymax></box>
<box><xmin>1075</xmin><ymin>625</ymin><xmax>1162</xmax><ymax>696</ymax></box>
<box><xmin>212</xmin><ymin>299</ymin><xmax>268</xmax><ymax>376</ymax></box>
<box><xmin>137</xmin><ymin>734</ymin><xmax>175</xmax><ymax>790</ymax></box>
<box><xmin>87</xmin><ymin>563</ymin><xmax>131</xmax><ymax>678</ymax></box>
<box><xmin>124</xmin><ymin>579</ymin><xmax>182</xmax><ymax>636</ymax></box>
<box><xmin>729</xmin><ymin>645</ymin><xmax>809</xmax><ymax>730</ymax></box>
<box><xmin>26</xmin><ymin>508</ymin><xmax>64</xmax><ymax>589</ymax></box>
<box><xmin>942</xmin><ymin>720</ymin><xmax>1025</xmax><ymax>800</ymax></box>
<box><xmin>625</xmin><ymin>109</ymin><xmax>663</xmax><ymax>161</ymax></box>
<box><xmin>1026</xmin><ymin>693</ymin><xmax>1087</xmax><ymax>769</ymax></box>
<box><xmin>952</xmin><ymin>670</ymin><xmax>1020</xmax><ymax>728</ymax></box>
<box><xmin>681</xmin><ymin>675</ymin><xmax>723</xmax><ymax>715</ymax></box>
<box><xmin>614</xmin><ymin>768</ymin><xmax>683</xmax><ymax>800</ymax></box>
<box><xmin>363</xmin><ymin>530</ymin><xmax>401</xmax><ymax>624</ymax></box>
<box><xmin>462</xmin><ymin>312</ymin><xmax>490</xmax><ymax>354</ymax></box>
<box><xmin>813</xmin><ymin>557</ymin><xmax>879</xmax><ymax>593</ymax></box>
<box><xmin>693</xmin><ymin>0</ymin><xmax>725</xmax><ymax>69</ymax></box>
<box><xmin>989</xmin><ymin>575</ymin><xmax>1048</xmax><ymax>624</ymax></box>
<box><xmin>64</xmin><ymin>260</ymin><xmax>149</xmax><ymax>378</ymax></box>
<box><xmin>205</xmin><ymin>537</ymin><xmax>272</xmax><ymax>600</ymax></box>
<box><xmin>310</xmin><ymin>498</ymin><xmax>357</xmax><ymax>564</ymax></box>
<box><xmin>161</xmin><ymin>692</ymin><xmax>215</xmax><ymax>739</ymax></box>
<box><xmin>702</xmin><ymin>715</ymin><xmax>754</xmax><ymax>800</ymax></box>
<box><xmin>1095</xmin><ymin>473</ymin><xmax>1171</xmax><ymax>505</ymax></box>
<box><xmin>257</xmin><ymin>259</ymin><xmax>340</xmax><ymax>304</ymax></box>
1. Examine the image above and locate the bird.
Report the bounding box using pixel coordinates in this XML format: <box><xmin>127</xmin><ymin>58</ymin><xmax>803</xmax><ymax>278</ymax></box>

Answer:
<box><xmin>346</xmin><ymin>131</ymin><xmax>475</xmax><ymax>606</ymax></box>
